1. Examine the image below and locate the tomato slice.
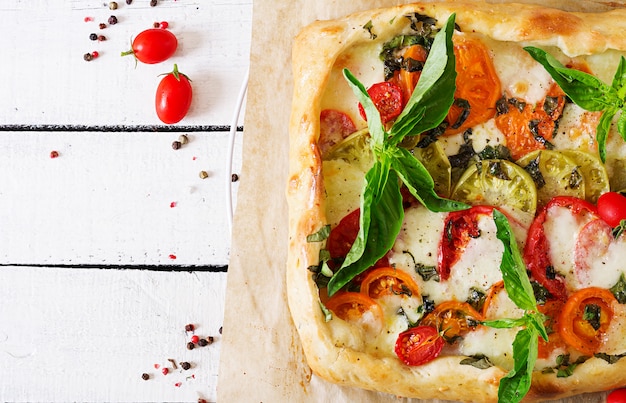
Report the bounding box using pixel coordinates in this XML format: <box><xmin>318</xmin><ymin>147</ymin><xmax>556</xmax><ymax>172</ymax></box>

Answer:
<box><xmin>319</xmin><ymin>109</ymin><xmax>357</xmax><ymax>155</ymax></box>
<box><xmin>360</xmin><ymin>267</ymin><xmax>420</xmax><ymax>299</ymax></box>
<box><xmin>391</xmin><ymin>44</ymin><xmax>428</xmax><ymax>102</ymax></box>
<box><xmin>438</xmin><ymin>205</ymin><xmax>494</xmax><ymax>281</ymax></box>
<box><xmin>558</xmin><ymin>287</ymin><xmax>616</xmax><ymax>355</ymax></box>
<box><xmin>495</xmin><ymin>83</ymin><xmax>566</xmax><ymax>160</ymax></box>
<box><xmin>573</xmin><ymin>218</ymin><xmax>613</xmax><ymax>285</ymax></box>
<box><xmin>421</xmin><ymin>300</ymin><xmax>484</xmax><ymax>342</ymax></box>
<box><xmin>325</xmin><ymin>291</ymin><xmax>384</xmax><ymax>328</ymax></box>
<box><xmin>524</xmin><ymin>196</ymin><xmax>598</xmax><ymax>301</ymax></box>
<box><xmin>597</xmin><ymin>191</ymin><xmax>626</xmax><ymax>228</ymax></box>
<box><xmin>444</xmin><ymin>35</ymin><xmax>502</xmax><ymax>135</ymax></box>
<box><xmin>327</xmin><ymin>209</ymin><xmax>389</xmax><ymax>271</ymax></box>
<box><xmin>394</xmin><ymin>326</ymin><xmax>444</xmax><ymax>366</ymax></box>
<box><xmin>358</xmin><ymin>81</ymin><xmax>404</xmax><ymax>124</ymax></box>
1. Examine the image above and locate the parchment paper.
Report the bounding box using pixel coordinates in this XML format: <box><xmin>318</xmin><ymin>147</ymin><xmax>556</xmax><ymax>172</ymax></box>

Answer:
<box><xmin>218</xmin><ymin>1</ymin><xmax>625</xmax><ymax>402</ymax></box>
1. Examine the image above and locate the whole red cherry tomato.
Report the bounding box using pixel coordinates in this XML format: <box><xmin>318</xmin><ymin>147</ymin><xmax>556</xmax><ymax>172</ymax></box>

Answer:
<box><xmin>608</xmin><ymin>388</ymin><xmax>626</xmax><ymax>403</ymax></box>
<box><xmin>155</xmin><ymin>64</ymin><xmax>192</xmax><ymax>124</ymax></box>
<box><xmin>597</xmin><ymin>191</ymin><xmax>626</xmax><ymax>227</ymax></box>
<box><xmin>121</xmin><ymin>28</ymin><xmax>177</xmax><ymax>64</ymax></box>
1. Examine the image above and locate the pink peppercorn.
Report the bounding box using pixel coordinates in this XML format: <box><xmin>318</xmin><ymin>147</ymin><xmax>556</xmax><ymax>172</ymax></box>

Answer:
<box><xmin>50</xmin><ymin>151</ymin><xmax>59</xmax><ymax>158</ymax></box>
<box><xmin>162</xmin><ymin>368</ymin><xmax>169</xmax><ymax>375</ymax></box>
<box><xmin>190</xmin><ymin>335</ymin><xmax>199</xmax><ymax>344</ymax></box>
<box><xmin>159</xmin><ymin>21</ymin><xmax>169</xmax><ymax>29</ymax></box>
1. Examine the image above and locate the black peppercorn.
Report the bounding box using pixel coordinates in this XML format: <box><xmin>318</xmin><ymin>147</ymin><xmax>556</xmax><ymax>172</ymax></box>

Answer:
<box><xmin>126</xmin><ymin>0</ymin><xmax>132</xmax><ymax>4</ymax></box>
<box><xmin>231</xmin><ymin>173</ymin><xmax>239</xmax><ymax>182</ymax></box>
<box><xmin>108</xmin><ymin>15</ymin><xmax>118</xmax><ymax>25</ymax></box>
<box><xmin>83</xmin><ymin>53</ymin><xmax>94</xmax><ymax>62</ymax></box>
<box><xmin>219</xmin><ymin>326</ymin><xmax>223</xmax><ymax>334</ymax></box>
<box><xmin>180</xmin><ymin>361</ymin><xmax>191</xmax><ymax>370</ymax></box>
<box><xmin>186</xmin><ymin>342</ymin><xmax>195</xmax><ymax>350</ymax></box>
<box><xmin>206</xmin><ymin>336</ymin><xmax>215</xmax><ymax>345</ymax></box>
<box><xmin>171</xmin><ymin>141</ymin><xmax>182</xmax><ymax>150</ymax></box>
<box><xmin>198</xmin><ymin>338</ymin><xmax>208</xmax><ymax>347</ymax></box>
<box><xmin>141</xmin><ymin>373</ymin><xmax>150</xmax><ymax>380</ymax></box>
<box><xmin>150</xmin><ymin>0</ymin><xmax>157</xmax><ymax>6</ymax></box>
<box><xmin>89</xmin><ymin>33</ymin><xmax>98</xmax><ymax>41</ymax></box>
<box><xmin>185</xmin><ymin>323</ymin><xmax>194</xmax><ymax>332</ymax></box>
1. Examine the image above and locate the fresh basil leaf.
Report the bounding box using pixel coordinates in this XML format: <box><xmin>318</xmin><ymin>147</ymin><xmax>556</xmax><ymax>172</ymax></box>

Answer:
<box><xmin>612</xmin><ymin>56</ymin><xmax>626</xmax><ymax>93</ymax></box>
<box><xmin>524</xmin><ymin>47</ymin><xmax>619</xmax><ymax>111</ymax></box>
<box><xmin>392</xmin><ymin>147</ymin><xmax>468</xmax><ymax>212</ymax></box>
<box><xmin>596</xmin><ymin>109</ymin><xmax>618</xmax><ymax>163</ymax></box>
<box><xmin>493</xmin><ymin>209</ymin><xmax>537</xmax><ymax>311</ymax></box>
<box><xmin>390</xmin><ymin>13</ymin><xmax>457</xmax><ymax>143</ymax></box>
<box><xmin>306</xmin><ymin>225</ymin><xmax>331</xmax><ymax>242</ymax></box>
<box><xmin>525</xmin><ymin>312</ymin><xmax>549</xmax><ymax>342</ymax></box>
<box><xmin>327</xmin><ymin>165</ymin><xmax>403</xmax><ymax>295</ymax></box>
<box><xmin>481</xmin><ymin>317</ymin><xmax>528</xmax><ymax>329</ymax></box>
<box><xmin>498</xmin><ymin>327</ymin><xmax>538</xmax><ymax>403</ymax></box>
<box><xmin>343</xmin><ymin>68</ymin><xmax>386</xmax><ymax>148</ymax></box>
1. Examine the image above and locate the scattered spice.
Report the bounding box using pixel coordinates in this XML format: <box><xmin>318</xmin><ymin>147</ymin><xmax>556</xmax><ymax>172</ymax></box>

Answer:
<box><xmin>83</xmin><ymin>53</ymin><xmax>94</xmax><ymax>62</ymax></box>
<box><xmin>178</xmin><ymin>134</ymin><xmax>188</xmax><ymax>145</ymax></box>
<box><xmin>150</xmin><ymin>0</ymin><xmax>157</xmax><ymax>6</ymax></box>
<box><xmin>159</xmin><ymin>21</ymin><xmax>169</xmax><ymax>29</ymax></box>
<box><xmin>185</xmin><ymin>323</ymin><xmax>195</xmax><ymax>332</ymax></box>
<box><xmin>98</xmin><ymin>35</ymin><xmax>106</xmax><ymax>41</ymax></box>
<box><xmin>108</xmin><ymin>15</ymin><xmax>118</xmax><ymax>25</ymax></box>
<box><xmin>153</xmin><ymin>22</ymin><xmax>161</xmax><ymax>28</ymax></box>
<box><xmin>99</xmin><ymin>23</ymin><xmax>106</xmax><ymax>29</ymax></box>
<box><xmin>171</xmin><ymin>140</ymin><xmax>182</xmax><ymax>150</ymax></box>
<box><xmin>197</xmin><ymin>338</ymin><xmax>208</xmax><ymax>347</ymax></box>
<box><xmin>108</xmin><ymin>1</ymin><xmax>118</xmax><ymax>10</ymax></box>
<box><xmin>180</xmin><ymin>361</ymin><xmax>191</xmax><ymax>370</ymax></box>
<box><xmin>190</xmin><ymin>335</ymin><xmax>199</xmax><ymax>344</ymax></box>
<box><xmin>161</xmin><ymin>368</ymin><xmax>169</xmax><ymax>376</ymax></box>
<box><xmin>174</xmin><ymin>382</ymin><xmax>182</xmax><ymax>387</ymax></box>
<box><xmin>141</xmin><ymin>373</ymin><xmax>150</xmax><ymax>380</ymax></box>
<box><xmin>169</xmin><ymin>254</ymin><xmax>177</xmax><ymax>260</ymax></box>
<box><xmin>186</xmin><ymin>342</ymin><xmax>195</xmax><ymax>350</ymax></box>
<box><xmin>231</xmin><ymin>173</ymin><xmax>239</xmax><ymax>182</ymax></box>
<box><xmin>154</xmin><ymin>363</ymin><xmax>160</xmax><ymax>369</ymax></box>
<box><xmin>206</xmin><ymin>336</ymin><xmax>214</xmax><ymax>345</ymax></box>
<box><xmin>198</xmin><ymin>399</ymin><xmax>208</xmax><ymax>403</ymax></box>
<box><xmin>126</xmin><ymin>0</ymin><xmax>132</xmax><ymax>4</ymax></box>
<box><xmin>84</xmin><ymin>16</ymin><xmax>93</xmax><ymax>22</ymax></box>
<box><xmin>91</xmin><ymin>51</ymin><xmax>99</xmax><ymax>59</ymax></box>
<box><xmin>50</xmin><ymin>150</ymin><xmax>60</xmax><ymax>158</ymax></box>
<box><xmin>170</xmin><ymin>201</ymin><xmax>177</xmax><ymax>208</ymax></box>
<box><xmin>199</xmin><ymin>170</ymin><xmax>209</xmax><ymax>179</ymax></box>
<box><xmin>219</xmin><ymin>326</ymin><xmax>222</xmax><ymax>334</ymax></box>
<box><xmin>89</xmin><ymin>33</ymin><xmax>98</xmax><ymax>41</ymax></box>
<box><xmin>167</xmin><ymin>358</ymin><xmax>178</xmax><ymax>370</ymax></box>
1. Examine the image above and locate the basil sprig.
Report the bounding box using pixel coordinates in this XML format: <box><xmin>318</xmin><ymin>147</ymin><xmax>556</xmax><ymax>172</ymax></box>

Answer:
<box><xmin>524</xmin><ymin>46</ymin><xmax>626</xmax><ymax>162</ymax></box>
<box><xmin>484</xmin><ymin>209</ymin><xmax>548</xmax><ymax>403</ymax></box>
<box><xmin>326</xmin><ymin>14</ymin><xmax>468</xmax><ymax>296</ymax></box>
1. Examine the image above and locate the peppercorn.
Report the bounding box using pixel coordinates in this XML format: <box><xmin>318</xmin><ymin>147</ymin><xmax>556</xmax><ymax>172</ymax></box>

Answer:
<box><xmin>89</xmin><ymin>33</ymin><xmax>98</xmax><ymax>41</ymax></box>
<box><xmin>159</xmin><ymin>21</ymin><xmax>169</xmax><ymax>29</ymax></box>
<box><xmin>141</xmin><ymin>373</ymin><xmax>150</xmax><ymax>380</ymax></box>
<box><xmin>197</xmin><ymin>338</ymin><xmax>208</xmax><ymax>347</ymax></box>
<box><xmin>219</xmin><ymin>326</ymin><xmax>222</xmax><ymax>334</ymax></box>
<box><xmin>126</xmin><ymin>0</ymin><xmax>132</xmax><ymax>3</ymax></box>
<box><xmin>99</xmin><ymin>23</ymin><xmax>106</xmax><ymax>29</ymax></box>
<box><xmin>161</xmin><ymin>368</ymin><xmax>169</xmax><ymax>376</ymax></box>
<box><xmin>83</xmin><ymin>53</ymin><xmax>93</xmax><ymax>62</ymax></box>
<box><xmin>186</xmin><ymin>342</ymin><xmax>195</xmax><ymax>350</ymax></box>
<box><xmin>153</xmin><ymin>22</ymin><xmax>160</xmax><ymax>28</ymax></box>
<box><xmin>185</xmin><ymin>323</ymin><xmax>195</xmax><ymax>332</ymax></box>
<box><xmin>231</xmin><ymin>173</ymin><xmax>239</xmax><ymax>182</ymax></box>
<box><xmin>180</xmin><ymin>361</ymin><xmax>191</xmax><ymax>370</ymax></box>
<box><xmin>108</xmin><ymin>15</ymin><xmax>118</xmax><ymax>25</ymax></box>
<box><xmin>178</xmin><ymin>134</ymin><xmax>188</xmax><ymax>145</ymax></box>
<box><xmin>206</xmin><ymin>336</ymin><xmax>215</xmax><ymax>345</ymax></box>
<box><xmin>199</xmin><ymin>170</ymin><xmax>209</xmax><ymax>179</ymax></box>
<box><xmin>98</xmin><ymin>35</ymin><xmax>106</xmax><ymax>41</ymax></box>
<box><xmin>109</xmin><ymin>1</ymin><xmax>118</xmax><ymax>9</ymax></box>
<box><xmin>150</xmin><ymin>0</ymin><xmax>157</xmax><ymax>6</ymax></box>
<box><xmin>91</xmin><ymin>51</ymin><xmax>99</xmax><ymax>59</ymax></box>
<box><xmin>171</xmin><ymin>141</ymin><xmax>181</xmax><ymax>150</ymax></box>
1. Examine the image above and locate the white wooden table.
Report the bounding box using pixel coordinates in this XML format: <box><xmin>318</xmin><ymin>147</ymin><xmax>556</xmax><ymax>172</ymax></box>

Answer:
<box><xmin>0</xmin><ymin>1</ymin><xmax>250</xmax><ymax>401</ymax></box>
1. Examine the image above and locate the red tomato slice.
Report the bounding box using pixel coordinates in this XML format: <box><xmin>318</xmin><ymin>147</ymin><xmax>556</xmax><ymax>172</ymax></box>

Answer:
<box><xmin>358</xmin><ymin>82</ymin><xmax>404</xmax><ymax>124</ymax></box>
<box><xmin>597</xmin><ymin>191</ymin><xmax>626</xmax><ymax>227</ymax></box>
<box><xmin>573</xmin><ymin>218</ymin><xmax>612</xmax><ymax>284</ymax></box>
<box><xmin>445</xmin><ymin>35</ymin><xmax>502</xmax><ymax>135</ymax></box>
<box><xmin>318</xmin><ymin>109</ymin><xmax>357</xmax><ymax>154</ymax></box>
<box><xmin>360</xmin><ymin>267</ymin><xmax>420</xmax><ymax>299</ymax></box>
<box><xmin>421</xmin><ymin>300</ymin><xmax>484</xmax><ymax>342</ymax></box>
<box><xmin>558</xmin><ymin>287</ymin><xmax>616</xmax><ymax>355</ymax></box>
<box><xmin>327</xmin><ymin>209</ymin><xmax>389</xmax><ymax>271</ymax></box>
<box><xmin>524</xmin><ymin>196</ymin><xmax>598</xmax><ymax>301</ymax></box>
<box><xmin>608</xmin><ymin>388</ymin><xmax>626</xmax><ymax>403</ymax></box>
<box><xmin>324</xmin><ymin>291</ymin><xmax>383</xmax><ymax>326</ymax></box>
<box><xmin>537</xmin><ymin>299</ymin><xmax>568</xmax><ymax>359</ymax></box>
<box><xmin>437</xmin><ymin>205</ymin><xmax>494</xmax><ymax>281</ymax></box>
<box><xmin>395</xmin><ymin>326</ymin><xmax>444</xmax><ymax>366</ymax></box>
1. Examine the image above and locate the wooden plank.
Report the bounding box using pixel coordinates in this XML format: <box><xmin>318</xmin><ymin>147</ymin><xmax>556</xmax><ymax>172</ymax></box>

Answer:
<box><xmin>0</xmin><ymin>130</ymin><xmax>242</xmax><ymax>266</ymax></box>
<box><xmin>0</xmin><ymin>266</ymin><xmax>226</xmax><ymax>402</ymax></box>
<box><xmin>0</xmin><ymin>0</ymin><xmax>251</xmax><ymax>126</ymax></box>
